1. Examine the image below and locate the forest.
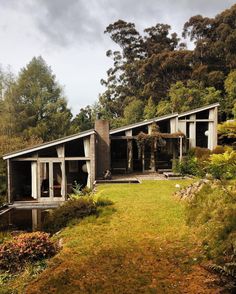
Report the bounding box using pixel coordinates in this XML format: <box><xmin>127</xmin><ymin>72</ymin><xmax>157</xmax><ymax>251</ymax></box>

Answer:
<box><xmin>0</xmin><ymin>4</ymin><xmax>236</xmax><ymax>201</ymax></box>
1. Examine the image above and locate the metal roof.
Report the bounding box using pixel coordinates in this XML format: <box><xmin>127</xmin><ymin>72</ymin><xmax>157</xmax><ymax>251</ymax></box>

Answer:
<box><xmin>3</xmin><ymin>129</ymin><xmax>95</xmax><ymax>160</ymax></box>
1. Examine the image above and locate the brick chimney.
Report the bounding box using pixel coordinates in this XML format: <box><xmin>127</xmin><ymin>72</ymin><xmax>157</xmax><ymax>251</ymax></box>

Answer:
<box><xmin>95</xmin><ymin>120</ymin><xmax>110</xmax><ymax>178</ymax></box>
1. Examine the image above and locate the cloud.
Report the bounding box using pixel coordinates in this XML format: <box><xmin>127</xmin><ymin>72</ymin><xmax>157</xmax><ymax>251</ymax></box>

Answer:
<box><xmin>0</xmin><ymin>0</ymin><xmax>235</xmax><ymax>47</ymax></box>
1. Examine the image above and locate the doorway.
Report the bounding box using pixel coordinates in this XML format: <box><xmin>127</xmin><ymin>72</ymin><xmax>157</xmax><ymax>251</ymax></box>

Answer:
<box><xmin>38</xmin><ymin>160</ymin><xmax>65</xmax><ymax>201</ymax></box>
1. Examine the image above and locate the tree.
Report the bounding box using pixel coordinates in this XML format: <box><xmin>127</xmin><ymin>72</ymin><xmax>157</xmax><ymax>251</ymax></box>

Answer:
<box><xmin>183</xmin><ymin>4</ymin><xmax>236</xmax><ymax>88</ymax></box>
<box><xmin>144</xmin><ymin>97</ymin><xmax>157</xmax><ymax>119</ymax></box>
<box><xmin>72</xmin><ymin>106</ymin><xmax>93</xmax><ymax>132</ymax></box>
<box><xmin>1</xmin><ymin>57</ymin><xmax>73</xmax><ymax>141</ymax></box>
<box><xmin>224</xmin><ymin>70</ymin><xmax>236</xmax><ymax>118</ymax></box>
<box><xmin>0</xmin><ymin>135</ymin><xmax>42</xmax><ymax>202</ymax></box>
<box><xmin>100</xmin><ymin>20</ymin><xmax>189</xmax><ymax>121</ymax></box>
<box><xmin>123</xmin><ymin>99</ymin><xmax>144</xmax><ymax>124</ymax></box>
<box><xmin>167</xmin><ymin>80</ymin><xmax>222</xmax><ymax>113</ymax></box>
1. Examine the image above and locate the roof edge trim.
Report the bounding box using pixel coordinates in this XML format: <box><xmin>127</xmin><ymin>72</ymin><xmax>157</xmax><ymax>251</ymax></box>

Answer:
<box><xmin>3</xmin><ymin>130</ymin><xmax>95</xmax><ymax>160</ymax></box>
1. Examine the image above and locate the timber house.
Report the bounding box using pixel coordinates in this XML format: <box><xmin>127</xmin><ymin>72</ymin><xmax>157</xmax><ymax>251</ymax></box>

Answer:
<box><xmin>3</xmin><ymin>103</ymin><xmax>219</xmax><ymax>204</ymax></box>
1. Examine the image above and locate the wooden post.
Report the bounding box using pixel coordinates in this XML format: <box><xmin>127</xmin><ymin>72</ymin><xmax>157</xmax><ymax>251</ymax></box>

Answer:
<box><xmin>127</xmin><ymin>139</ymin><xmax>133</xmax><ymax>173</ymax></box>
<box><xmin>142</xmin><ymin>146</ymin><xmax>145</xmax><ymax>172</ymax></box>
<box><xmin>7</xmin><ymin>159</ymin><xmax>12</xmax><ymax>203</ymax></box>
<box><xmin>179</xmin><ymin>136</ymin><xmax>183</xmax><ymax>162</ymax></box>
<box><xmin>189</xmin><ymin>114</ymin><xmax>196</xmax><ymax>148</ymax></box>
<box><xmin>150</xmin><ymin>142</ymin><xmax>155</xmax><ymax>171</ymax></box>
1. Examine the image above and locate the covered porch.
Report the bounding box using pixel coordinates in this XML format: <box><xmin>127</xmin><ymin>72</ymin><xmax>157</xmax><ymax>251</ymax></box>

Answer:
<box><xmin>110</xmin><ymin>133</ymin><xmax>185</xmax><ymax>175</ymax></box>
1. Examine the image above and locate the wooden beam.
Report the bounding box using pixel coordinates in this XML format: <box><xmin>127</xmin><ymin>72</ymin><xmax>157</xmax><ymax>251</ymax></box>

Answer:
<box><xmin>12</xmin><ymin>157</ymin><xmax>90</xmax><ymax>161</ymax></box>
<box><xmin>110</xmin><ymin>136</ymin><xmax>135</xmax><ymax>140</ymax></box>
<box><xmin>178</xmin><ymin>119</ymin><xmax>214</xmax><ymax>122</ymax></box>
<box><xmin>7</xmin><ymin>159</ymin><xmax>12</xmax><ymax>203</ymax></box>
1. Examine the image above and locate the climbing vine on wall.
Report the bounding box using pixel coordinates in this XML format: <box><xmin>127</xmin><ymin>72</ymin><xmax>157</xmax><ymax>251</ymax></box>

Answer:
<box><xmin>136</xmin><ymin>123</ymin><xmax>184</xmax><ymax>160</ymax></box>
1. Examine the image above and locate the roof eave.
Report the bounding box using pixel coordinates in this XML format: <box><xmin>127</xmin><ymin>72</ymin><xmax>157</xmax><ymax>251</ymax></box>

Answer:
<box><xmin>178</xmin><ymin>103</ymin><xmax>220</xmax><ymax>118</ymax></box>
<box><xmin>110</xmin><ymin>113</ymin><xmax>178</xmax><ymax>135</ymax></box>
<box><xmin>3</xmin><ymin>129</ymin><xmax>95</xmax><ymax>160</ymax></box>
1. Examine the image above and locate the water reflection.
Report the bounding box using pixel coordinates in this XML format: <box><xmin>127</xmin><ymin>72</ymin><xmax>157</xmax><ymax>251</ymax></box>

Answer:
<box><xmin>0</xmin><ymin>208</ymin><xmax>52</xmax><ymax>232</ymax></box>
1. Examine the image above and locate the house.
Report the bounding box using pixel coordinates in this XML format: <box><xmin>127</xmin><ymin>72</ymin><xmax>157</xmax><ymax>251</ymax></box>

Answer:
<box><xmin>3</xmin><ymin>103</ymin><xmax>219</xmax><ymax>204</ymax></box>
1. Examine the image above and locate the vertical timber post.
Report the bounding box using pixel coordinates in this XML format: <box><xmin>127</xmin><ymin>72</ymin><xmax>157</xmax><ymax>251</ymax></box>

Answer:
<box><xmin>7</xmin><ymin>159</ymin><xmax>12</xmax><ymax>203</ymax></box>
<box><xmin>126</xmin><ymin>130</ymin><xmax>133</xmax><ymax>173</ymax></box>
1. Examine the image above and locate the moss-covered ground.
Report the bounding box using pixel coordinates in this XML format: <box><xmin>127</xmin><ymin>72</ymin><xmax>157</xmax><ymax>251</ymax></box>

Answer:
<box><xmin>1</xmin><ymin>180</ymin><xmax>223</xmax><ymax>293</ymax></box>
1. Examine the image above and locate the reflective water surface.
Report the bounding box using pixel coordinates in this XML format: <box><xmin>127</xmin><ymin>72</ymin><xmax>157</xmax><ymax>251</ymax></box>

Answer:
<box><xmin>0</xmin><ymin>208</ymin><xmax>52</xmax><ymax>232</ymax></box>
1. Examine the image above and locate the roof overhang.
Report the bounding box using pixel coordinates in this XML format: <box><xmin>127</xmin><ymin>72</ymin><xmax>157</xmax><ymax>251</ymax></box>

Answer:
<box><xmin>178</xmin><ymin>103</ymin><xmax>220</xmax><ymax>118</ymax></box>
<box><xmin>110</xmin><ymin>113</ymin><xmax>178</xmax><ymax>135</ymax></box>
<box><xmin>3</xmin><ymin>129</ymin><xmax>95</xmax><ymax>160</ymax></box>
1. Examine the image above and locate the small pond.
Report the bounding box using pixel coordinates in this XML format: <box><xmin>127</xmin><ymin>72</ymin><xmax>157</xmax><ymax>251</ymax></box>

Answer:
<box><xmin>0</xmin><ymin>208</ymin><xmax>53</xmax><ymax>232</ymax></box>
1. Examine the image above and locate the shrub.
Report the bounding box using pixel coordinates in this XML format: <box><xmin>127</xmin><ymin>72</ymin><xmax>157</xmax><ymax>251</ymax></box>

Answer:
<box><xmin>207</xmin><ymin>150</ymin><xmax>236</xmax><ymax>179</ymax></box>
<box><xmin>0</xmin><ymin>232</ymin><xmax>56</xmax><ymax>272</ymax></box>
<box><xmin>212</xmin><ymin>145</ymin><xmax>226</xmax><ymax>154</ymax></box>
<box><xmin>70</xmin><ymin>181</ymin><xmax>93</xmax><ymax>198</ymax></box>
<box><xmin>175</xmin><ymin>155</ymin><xmax>200</xmax><ymax>176</ymax></box>
<box><xmin>191</xmin><ymin>147</ymin><xmax>211</xmax><ymax>160</ymax></box>
<box><xmin>218</xmin><ymin>120</ymin><xmax>236</xmax><ymax>140</ymax></box>
<box><xmin>96</xmin><ymin>197</ymin><xmax>114</xmax><ymax>207</ymax></box>
<box><xmin>187</xmin><ymin>183</ymin><xmax>236</xmax><ymax>260</ymax></box>
<box><xmin>44</xmin><ymin>197</ymin><xmax>97</xmax><ymax>233</ymax></box>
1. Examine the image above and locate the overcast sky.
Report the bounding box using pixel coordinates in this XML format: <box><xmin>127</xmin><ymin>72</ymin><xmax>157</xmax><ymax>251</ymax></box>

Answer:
<box><xmin>0</xmin><ymin>0</ymin><xmax>235</xmax><ymax>115</ymax></box>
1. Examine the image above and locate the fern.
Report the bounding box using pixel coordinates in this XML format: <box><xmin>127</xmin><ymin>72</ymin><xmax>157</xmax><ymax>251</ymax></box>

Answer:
<box><xmin>209</xmin><ymin>262</ymin><xmax>236</xmax><ymax>279</ymax></box>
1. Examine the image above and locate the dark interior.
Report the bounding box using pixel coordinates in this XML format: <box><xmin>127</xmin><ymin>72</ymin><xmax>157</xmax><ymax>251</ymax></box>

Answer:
<box><xmin>66</xmin><ymin>160</ymin><xmax>88</xmax><ymax>193</ymax></box>
<box><xmin>111</xmin><ymin>139</ymin><xmax>127</xmax><ymax>173</ymax></box>
<box><xmin>11</xmin><ymin>161</ymin><xmax>32</xmax><ymax>201</ymax></box>
<box><xmin>196</xmin><ymin>122</ymin><xmax>208</xmax><ymax>148</ymax></box>
<box><xmin>65</xmin><ymin>139</ymin><xmax>85</xmax><ymax>157</ymax></box>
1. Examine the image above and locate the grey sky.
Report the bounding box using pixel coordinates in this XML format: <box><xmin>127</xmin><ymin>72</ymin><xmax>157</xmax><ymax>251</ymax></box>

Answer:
<box><xmin>0</xmin><ymin>0</ymin><xmax>235</xmax><ymax>114</ymax></box>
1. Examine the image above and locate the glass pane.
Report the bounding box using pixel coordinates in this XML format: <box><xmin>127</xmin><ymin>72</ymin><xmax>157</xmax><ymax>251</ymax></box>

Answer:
<box><xmin>40</xmin><ymin>162</ymin><xmax>49</xmax><ymax>197</ymax></box>
<box><xmin>53</xmin><ymin>162</ymin><xmax>62</xmax><ymax>197</ymax></box>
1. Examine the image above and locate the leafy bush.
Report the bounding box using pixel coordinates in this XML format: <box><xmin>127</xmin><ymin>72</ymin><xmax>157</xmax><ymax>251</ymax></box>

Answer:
<box><xmin>0</xmin><ymin>232</ymin><xmax>56</xmax><ymax>272</ymax></box>
<box><xmin>174</xmin><ymin>155</ymin><xmax>200</xmax><ymax>176</ymax></box>
<box><xmin>218</xmin><ymin>120</ymin><xmax>236</xmax><ymax>140</ymax></box>
<box><xmin>44</xmin><ymin>197</ymin><xmax>97</xmax><ymax>233</ymax></box>
<box><xmin>71</xmin><ymin>181</ymin><xmax>84</xmax><ymax>196</ymax></box>
<box><xmin>191</xmin><ymin>147</ymin><xmax>211</xmax><ymax>160</ymax></box>
<box><xmin>70</xmin><ymin>181</ymin><xmax>93</xmax><ymax>198</ymax></box>
<box><xmin>212</xmin><ymin>145</ymin><xmax>226</xmax><ymax>154</ymax></box>
<box><xmin>175</xmin><ymin>148</ymin><xmax>236</xmax><ymax>179</ymax></box>
<box><xmin>96</xmin><ymin>197</ymin><xmax>114</xmax><ymax>207</ymax></box>
<box><xmin>207</xmin><ymin>150</ymin><xmax>236</xmax><ymax>179</ymax></box>
<box><xmin>187</xmin><ymin>182</ymin><xmax>236</xmax><ymax>260</ymax></box>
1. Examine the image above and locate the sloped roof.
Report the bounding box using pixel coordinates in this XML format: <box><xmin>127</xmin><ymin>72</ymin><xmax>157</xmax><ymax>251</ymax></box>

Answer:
<box><xmin>3</xmin><ymin>103</ymin><xmax>220</xmax><ymax>160</ymax></box>
<box><xmin>178</xmin><ymin>102</ymin><xmax>220</xmax><ymax>118</ymax></box>
<box><xmin>110</xmin><ymin>113</ymin><xmax>178</xmax><ymax>135</ymax></box>
<box><xmin>3</xmin><ymin>129</ymin><xmax>95</xmax><ymax>160</ymax></box>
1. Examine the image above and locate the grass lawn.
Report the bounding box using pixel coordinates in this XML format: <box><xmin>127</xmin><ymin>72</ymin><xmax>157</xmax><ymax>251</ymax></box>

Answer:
<box><xmin>2</xmin><ymin>180</ymin><xmax>222</xmax><ymax>293</ymax></box>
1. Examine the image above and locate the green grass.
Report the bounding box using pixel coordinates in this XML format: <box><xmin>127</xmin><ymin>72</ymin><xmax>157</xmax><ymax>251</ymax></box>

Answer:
<box><xmin>1</xmin><ymin>180</ymin><xmax>222</xmax><ymax>293</ymax></box>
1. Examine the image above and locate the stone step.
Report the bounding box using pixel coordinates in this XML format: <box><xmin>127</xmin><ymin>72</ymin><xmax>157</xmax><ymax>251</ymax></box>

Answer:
<box><xmin>158</xmin><ymin>169</ymin><xmax>172</xmax><ymax>174</ymax></box>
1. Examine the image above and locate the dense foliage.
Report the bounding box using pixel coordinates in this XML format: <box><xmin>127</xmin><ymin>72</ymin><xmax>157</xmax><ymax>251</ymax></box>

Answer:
<box><xmin>73</xmin><ymin>4</ymin><xmax>236</xmax><ymax>127</ymax></box>
<box><xmin>0</xmin><ymin>232</ymin><xmax>56</xmax><ymax>272</ymax></box>
<box><xmin>44</xmin><ymin>197</ymin><xmax>97</xmax><ymax>233</ymax></box>
<box><xmin>187</xmin><ymin>183</ymin><xmax>236</xmax><ymax>259</ymax></box>
<box><xmin>218</xmin><ymin>120</ymin><xmax>236</xmax><ymax>146</ymax></box>
<box><xmin>1</xmin><ymin>57</ymin><xmax>73</xmax><ymax>141</ymax></box>
<box><xmin>0</xmin><ymin>57</ymin><xmax>76</xmax><ymax>202</ymax></box>
<box><xmin>175</xmin><ymin>147</ymin><xmax>236</xmax><ymax>180</ymax></box>
<box><xmin>186</xmin><ymin>182</ymin><xmax>236</xmax><ymax>290</ymax></box>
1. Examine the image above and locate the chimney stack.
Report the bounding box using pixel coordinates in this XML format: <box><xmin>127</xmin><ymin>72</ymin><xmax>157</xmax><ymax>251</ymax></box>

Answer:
<box><xmin>95</xmin><ymin>120</ymin><xmax>110</xmax><ymax>178</ymax></box>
